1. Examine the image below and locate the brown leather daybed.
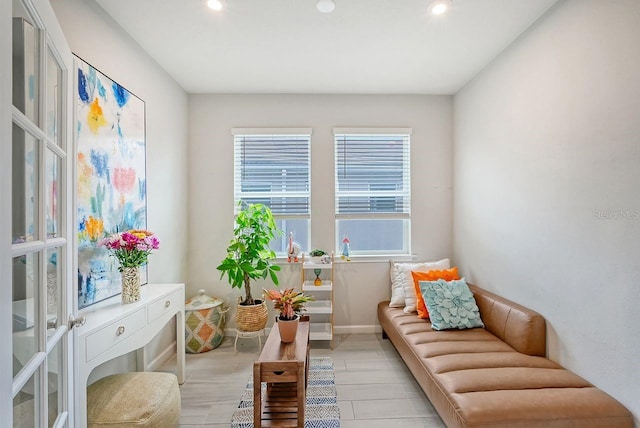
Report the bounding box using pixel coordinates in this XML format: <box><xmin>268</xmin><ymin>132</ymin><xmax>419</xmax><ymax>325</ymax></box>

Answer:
<box><xmin>378</xmin><ymin>283</ymin><xmax>633</xmax><ymax>427</ymax></box>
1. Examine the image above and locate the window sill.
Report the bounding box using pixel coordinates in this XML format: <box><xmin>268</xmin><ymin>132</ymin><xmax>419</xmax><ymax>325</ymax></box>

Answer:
<box><xmin>334</xmin><ymin>254</ymin><xmax>417</xmax><ymax>263</ymax></box>
<box><xmin>274</xmin><ymin>254</ymin><xmax>416</xmax><ymax>264</ymax></box>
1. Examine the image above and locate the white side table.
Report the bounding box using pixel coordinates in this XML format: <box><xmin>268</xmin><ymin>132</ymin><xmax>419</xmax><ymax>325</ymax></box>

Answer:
<box><xmin>75</xmin><ymin>283</ymin><xmax>186</xmax><ymax>428</ymax></box>
<box><xmin>234</xmin><ymin>328</ymin><xmax>266</xmax><ymax>354</ymax></box>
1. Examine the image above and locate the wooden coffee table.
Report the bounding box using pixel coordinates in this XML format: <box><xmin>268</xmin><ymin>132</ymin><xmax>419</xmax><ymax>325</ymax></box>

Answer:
<box><xmin>253</xmin><ymin>317</ymin><xmax>310</xmax><ymax>428</ymax></box>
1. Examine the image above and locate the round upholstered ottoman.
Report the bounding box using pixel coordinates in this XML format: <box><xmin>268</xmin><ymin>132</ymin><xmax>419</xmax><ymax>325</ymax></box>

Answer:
<box><xmin>87</xmin><ymin>372</ymin><xmax>180</xmax><ymax>428</ymax></box>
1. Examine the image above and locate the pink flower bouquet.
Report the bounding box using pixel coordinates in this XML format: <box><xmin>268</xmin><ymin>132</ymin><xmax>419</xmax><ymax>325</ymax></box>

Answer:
<box><xmin>99</xmin><ymin>229</ymin><xmax>160</xmax><ymax>271</ymax></box>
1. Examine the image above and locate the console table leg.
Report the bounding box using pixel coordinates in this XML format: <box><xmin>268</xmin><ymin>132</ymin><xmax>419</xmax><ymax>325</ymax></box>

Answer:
<box><xmin>176</xmin><ymin>310</ymin><xmax>186</xmax><ymax>384</ymax></box>
<box><xmin>135</xmin><ymin>348</ymin><xmax>146</xmax><ymax>372</ymax></box>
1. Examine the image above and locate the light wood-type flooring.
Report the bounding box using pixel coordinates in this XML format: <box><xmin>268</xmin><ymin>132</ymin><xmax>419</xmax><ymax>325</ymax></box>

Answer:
<box><xmin>160</xmin><ymin>333</ymin><xmax>446</xmax><ymax>427</ymax></box>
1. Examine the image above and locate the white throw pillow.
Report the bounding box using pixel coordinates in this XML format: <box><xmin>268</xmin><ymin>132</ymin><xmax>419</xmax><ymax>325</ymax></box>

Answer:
<box><xmin>395</xmin><ymin>259</ymin><xmax>451</xmax><ymax>313</ymax></box>
<box><xmin>389</xmin><ymin>260</ymin><xmax>406</xmax><ymax>307</ymax></box>
<box><xmin>389</xmin><ymin>259</ymin><xmax>451</xmax><ymax>309</ymax></box>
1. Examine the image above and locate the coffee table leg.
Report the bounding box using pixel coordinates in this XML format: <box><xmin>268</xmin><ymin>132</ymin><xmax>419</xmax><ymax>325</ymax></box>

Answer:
<box><xmin>305</xmin><ymin>345</ymin><xmax>310</xmax><ymax>387</ymax></box>
<box><xmin>297</xmin><ymin>362</ymin><xmax>305</xmax><ymax>428</ymax></box>
<box><xmin>253</xmin><ymin>362</ymin><xmax>262</xmax><ymax>428</ymax></box>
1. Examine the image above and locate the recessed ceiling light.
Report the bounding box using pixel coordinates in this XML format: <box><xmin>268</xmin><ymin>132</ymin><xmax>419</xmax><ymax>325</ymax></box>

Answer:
<box><xmin>316</xmin><ymin>0</ymin><xmax>336</xmax><ymax>13</ymax></box>
<box><xmin>207</xmin><ymin>0</ymin><xmax>223</xmax><ymax>11</ymax></box>
<box><xmin>428</xmin><ymin>0</ymin><xmax>451</xmax><ymax>16</ymax></box>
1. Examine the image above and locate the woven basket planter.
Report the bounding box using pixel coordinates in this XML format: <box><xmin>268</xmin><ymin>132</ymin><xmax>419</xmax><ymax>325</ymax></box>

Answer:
<box><xmin>235</xmin><ymin>300</ymin><xmax>268</xmax><ymax>332</ymax></box>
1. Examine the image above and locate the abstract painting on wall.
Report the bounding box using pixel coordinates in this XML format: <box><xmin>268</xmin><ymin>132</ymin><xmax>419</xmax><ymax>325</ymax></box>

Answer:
<box><xmin>75</xmin><ymin>56</ymin><xmax>146</xmax><ymax>308</ymax></box>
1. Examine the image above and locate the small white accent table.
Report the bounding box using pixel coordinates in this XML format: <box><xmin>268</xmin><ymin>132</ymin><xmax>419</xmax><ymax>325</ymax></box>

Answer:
<box><xmin>234</xmin><ymin>328</ymin><xmax>266</xmax><ymax>354</ymax></box>
<box><xmin>75</xmin><ymin>283</ymin><xmax>186</xmax><ymax>428</ymax></box>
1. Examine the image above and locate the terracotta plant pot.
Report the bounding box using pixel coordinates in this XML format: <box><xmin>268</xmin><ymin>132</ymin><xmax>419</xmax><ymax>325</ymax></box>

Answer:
<box><xmin>277</xmin><ymin>316</ymin><xmax>299</xmax><ymax>343</ymax></box>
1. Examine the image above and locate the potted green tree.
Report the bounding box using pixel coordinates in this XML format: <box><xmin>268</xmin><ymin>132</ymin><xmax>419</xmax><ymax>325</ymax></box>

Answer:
<box><xmin>264</xmin><ymin>287</ymin><xmax>315</xmax><ymax>343</ymax></box>
<box><xmin>217</xmin><ymin>203</ymin><xmax>282</xmax><ymax>332</ymax></box>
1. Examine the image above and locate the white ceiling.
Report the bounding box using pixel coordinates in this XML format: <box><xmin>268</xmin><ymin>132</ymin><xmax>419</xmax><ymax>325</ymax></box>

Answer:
<box><xmin>95</xmin><ymin>0</ymin><xmax>559</xmax><ymax>94</ymax></box>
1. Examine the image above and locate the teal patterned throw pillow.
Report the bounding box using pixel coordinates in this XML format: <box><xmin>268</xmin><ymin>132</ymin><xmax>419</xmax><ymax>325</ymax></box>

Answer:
<box><xmin>419</xmin><ymin>279</ymin><xmax>484</xmax><ymax>331</ymax></box>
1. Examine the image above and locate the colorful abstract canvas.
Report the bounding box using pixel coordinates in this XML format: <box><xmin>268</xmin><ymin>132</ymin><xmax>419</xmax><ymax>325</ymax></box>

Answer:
<box><xmin>75</xmin><ymin>57</ymin><xmax>146</xmax><ymax>308</ymax></box>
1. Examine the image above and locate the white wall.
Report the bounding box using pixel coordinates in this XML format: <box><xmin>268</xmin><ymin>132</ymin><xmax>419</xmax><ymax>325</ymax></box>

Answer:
<box><xmin>51</xmin><ymin>0</ymin><xmax>189</xmax><ymax>377</ymax></box>
<box><xmin>189</xmin><ymin>94</ymin><xmax>453</xmax><ymax>331</ymax></box>
<box><xmin>453</xmin><ymin>0</ymin><xmax>640</xmax><ymax>422</ymax></box>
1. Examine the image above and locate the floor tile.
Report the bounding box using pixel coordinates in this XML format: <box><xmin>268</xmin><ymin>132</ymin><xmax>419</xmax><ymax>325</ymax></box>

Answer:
<box><xmin>341</xmin><ymin>416</ymin><xmax>446</xmax><ymax>428</ymax></box>
<box><xmin>338</xmin><ymin>401</ymin><xmax>355</xmax><ymax>420</ymax></box>
<box><xmin>160</xmin><ymin>333</ymin><xmax>445</xmax><ymax>427</ymax></box>
<box><xmin>352</xmin><ymin>397</ymin><xmax>439</xmax><ymax>419</ymax></box>
<box><xmin>336</xmin><ymin>382</ymin><xmax>423</xmax><ymax>401</ymax></box>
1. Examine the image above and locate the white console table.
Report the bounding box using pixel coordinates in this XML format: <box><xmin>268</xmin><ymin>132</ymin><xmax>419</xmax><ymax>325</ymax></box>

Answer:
<box><xmin>75</xmin><ymin>283</ymin><xmax>186</xmax><ymax>427</ymax></box>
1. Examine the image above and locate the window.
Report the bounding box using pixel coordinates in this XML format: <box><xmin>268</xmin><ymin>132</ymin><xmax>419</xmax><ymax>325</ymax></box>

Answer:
<box><xmin>233</xmin><ymin>129</ymin><xmax>311</xmax><ymax>254</ymax></box>
<box><xmin>334</xmin><ymin>129</ymin><xmax>411</xmax><ymax>255</ymax></box>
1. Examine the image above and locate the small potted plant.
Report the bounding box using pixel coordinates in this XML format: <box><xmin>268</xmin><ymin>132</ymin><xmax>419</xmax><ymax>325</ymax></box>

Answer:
<box><xmin>264</xmin><ymin>287</ymin><xmax>315</xmax><ymax>343</ymax></box>
<box><xmin>308</xmin><ymin>248</ymin><xmax>327</xmax><ymax>264</ymax></box>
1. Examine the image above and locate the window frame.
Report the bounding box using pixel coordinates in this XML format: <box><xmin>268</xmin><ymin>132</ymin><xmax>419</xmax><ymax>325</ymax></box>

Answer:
<box><xmin>232</xmin><ymin>128</ymin><xmax>312</xmax><ymax>255</ymax></box>
<box><xmin>333</xmin><ymin>128</ymin><xmax>412</xmax><ymax>256</ymax></box>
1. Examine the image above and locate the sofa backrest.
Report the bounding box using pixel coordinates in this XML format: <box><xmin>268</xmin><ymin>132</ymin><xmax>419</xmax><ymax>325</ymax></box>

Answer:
<box><xmin>468</xmin><ymin>284</ymin><xmax>546</xmax><ymax>357</ymax></box>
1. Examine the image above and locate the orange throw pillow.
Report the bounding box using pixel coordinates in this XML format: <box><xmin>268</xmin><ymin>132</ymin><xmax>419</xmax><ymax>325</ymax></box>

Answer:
<box><xmin>411</xmin><ymin>268</ymin><xmax>460</xmax><ymax>319</ymax></box>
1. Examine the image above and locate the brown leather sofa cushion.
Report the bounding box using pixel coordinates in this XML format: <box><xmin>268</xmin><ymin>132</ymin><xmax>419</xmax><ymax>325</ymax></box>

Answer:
<box><xmin>378</xmin><ymin>284</ymin><xmax>633</xmax><ymax>428</ymax></box>
<box><xmin>468</xmin><ymin>284</ymin><xmax>546</xmax><ymax>356</ymax></box>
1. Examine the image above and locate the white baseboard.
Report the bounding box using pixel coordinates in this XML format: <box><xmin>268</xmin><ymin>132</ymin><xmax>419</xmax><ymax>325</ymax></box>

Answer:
<box><xmin>224</xmin><ymin>327</ymin><xmax>273</xmax><ymax>337</ymax></box>
<box><xmin>225</xmin><ymin>325</ymin><xmax>381</xmax><ymax>337</ymax></box>
<box><xmin>334</xmin><ymin>325</ymin><xmax>382</xmax><ymax>334</ymax></box>
<box><xmin>147</xmin><ymin>341</ymin><xmax>177</xmax><ymax>372</ymax></box>
<box><xmin>224</xmin><ymin>324</ymin><xmax>382</xmax><ymax>337</ymax></box>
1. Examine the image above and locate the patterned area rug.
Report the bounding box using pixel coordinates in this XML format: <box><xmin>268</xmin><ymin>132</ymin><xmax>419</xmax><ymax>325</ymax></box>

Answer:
<box><xmin>231</xmin><ymin>357</ymin><xmax>340</xmax><ymax>427</ymax></box>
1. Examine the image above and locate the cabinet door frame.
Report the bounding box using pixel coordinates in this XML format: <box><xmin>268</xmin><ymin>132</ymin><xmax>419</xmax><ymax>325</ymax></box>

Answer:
<box><xmin>0</xmin><ymin>0</ymin><xmax>13</xmax><ymax>419</ymax></box>
<box><xmin>1</xmin><ymin>0</ymin><xmax>76</xmax><ymax>425</ymax></box>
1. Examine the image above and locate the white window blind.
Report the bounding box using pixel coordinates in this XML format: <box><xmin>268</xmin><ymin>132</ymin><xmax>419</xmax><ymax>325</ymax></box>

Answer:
<box><xmin>234</xmin><ymin>134</ymin><xmax>310</xmax><ymax>216</ymax></box>
<box><xmin>233</xmin><ymin>133</ymin><xmax>311</xmax><ymax>253</ymax></box>
<box><xmin>335</xmin><ymin>134</ymin><xmax>410</xmax><ymax>217</ymax></box>
<box><xmin>334</xmin><ymin>132</ymin><xmax>411</xmax><ymax>255</ymax></box>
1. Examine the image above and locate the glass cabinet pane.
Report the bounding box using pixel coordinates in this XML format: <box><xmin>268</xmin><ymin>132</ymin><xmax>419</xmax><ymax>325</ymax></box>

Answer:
<box><xmin>47</xmin><ymin>341</ymin><xmax>63</xmax><ymax>427</ymax></box>
<box><xmin>45</xmin><ymin>48</ymin><xmax>62</xmax><ymax>144</ymax></box>
<box><xmin>45</xmin><ymin>150</ymin><xmax>60</xmax><ymax>239</ymax></box>
<box><xmin>13</xmin><ymin>370</ymin><xmax>40</xmax><ymax>428</ymax></box>
<box><xmin>13</xmin><ymin>252</ymin><xmax>39</xmax><ymax>378</ymax></box>
<box><xmin>46</xmin><ymin>248</ymin><xmax>61</xmax><ymax>335</ymax></box>
<box><xmin>12</xmin><ymin>124</ymin><xmax>39</xmax><ymax>244</ymax></box>
<box><xmin>12</xmin><ymin>1</ymin><xmax>39</xmax><ymax>124</ymax></box>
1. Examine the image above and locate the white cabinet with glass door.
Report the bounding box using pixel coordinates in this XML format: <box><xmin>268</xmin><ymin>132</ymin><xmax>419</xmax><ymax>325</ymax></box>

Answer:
<box><xmin>1</xmin><ymin>0</ymin><xmax>75</xmax><ymax>426</ymax></box>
